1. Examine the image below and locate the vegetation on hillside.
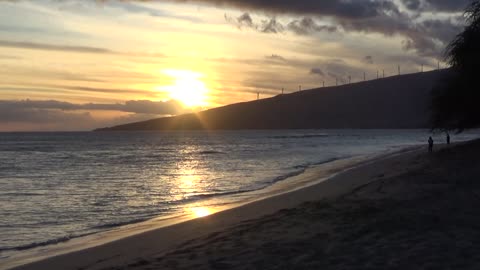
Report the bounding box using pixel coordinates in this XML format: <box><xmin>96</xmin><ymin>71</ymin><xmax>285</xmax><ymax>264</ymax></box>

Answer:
<box><xmin>431</xmin><ymin>1</ymin><xmax>480</xmax><ymax>131</ymax></box>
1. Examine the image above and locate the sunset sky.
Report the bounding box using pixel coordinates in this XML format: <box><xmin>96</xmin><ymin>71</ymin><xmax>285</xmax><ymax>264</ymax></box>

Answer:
<box><xmin>0</xmin><ymin>0</ymin><xmax>470</xmax><ymax>131</ymax></box>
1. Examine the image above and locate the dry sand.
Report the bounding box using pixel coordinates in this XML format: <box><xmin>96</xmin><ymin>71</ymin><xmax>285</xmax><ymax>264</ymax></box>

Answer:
<box><xmin>9</xmin><ymin>140</ymin><xmax>480</xmax><ymax>270</ymax></box>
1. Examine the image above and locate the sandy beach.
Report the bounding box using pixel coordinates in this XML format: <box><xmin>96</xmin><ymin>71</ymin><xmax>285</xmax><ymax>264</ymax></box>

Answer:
<box><xmin>7</xmin><ymin>139</ymin><xmax>480</xmax><ymax>270</ymax></box>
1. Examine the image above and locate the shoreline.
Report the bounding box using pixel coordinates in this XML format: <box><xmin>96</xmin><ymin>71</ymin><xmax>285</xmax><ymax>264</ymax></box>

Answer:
<box><xmin>0</xmin><ymin>149</ymin><xmax>386</xmax><ymax>268</ymax></box>
<box><xmin>3</xmin><ymin>144</ymin><xmax>425</xmax><ymax>270</ymax></box>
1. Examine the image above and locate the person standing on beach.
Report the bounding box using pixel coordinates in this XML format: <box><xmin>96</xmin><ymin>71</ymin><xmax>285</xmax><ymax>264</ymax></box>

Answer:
<box><xmin>428</xmin><ymin>137</ymin><xmax>434</xmax><ymax>153</ymax></box>
<box><xmin>446</xmin><ymin>133</ymin><xmax>451</xmax><ymax>145</ymax></box>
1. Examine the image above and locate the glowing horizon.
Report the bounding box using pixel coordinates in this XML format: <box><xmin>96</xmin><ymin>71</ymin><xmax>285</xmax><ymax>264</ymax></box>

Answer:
<box><xmin>0</xmin><ymin>0</ymin><xmax>465</xmax><ymax>131</ymax></box>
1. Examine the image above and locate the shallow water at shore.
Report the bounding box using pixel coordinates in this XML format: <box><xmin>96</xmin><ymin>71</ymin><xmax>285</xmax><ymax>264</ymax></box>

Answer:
<box><xmin>0</xmin><ymin>130</ymin><xmax>478</xmax><ymax>263</ymax></box>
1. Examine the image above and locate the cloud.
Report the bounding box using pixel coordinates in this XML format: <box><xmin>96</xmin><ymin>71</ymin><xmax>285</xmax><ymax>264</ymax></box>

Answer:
<box><xmin>236</xmin><ymin>12</ymin><xmax>255</xmax><ymax>28</ymax></box>
<box><xmin>3</xmin><ymin>0</ymin><xmax>465</xmax><ymax>60</ymax></box>
<box><xmin>0</xmin><ymin>99</ymin><xmax>191</xmax><ymax>131</ymax></box>
<box><xmin>364</xmin><ymin>55</ymin><xmax>374</xmax><ymax>64</ymax></box>
<box><xmin>400</xmin><ymin>0</ymin><xmax>470</xmax><ymax>12</ymax></box>
<box><xmin>89</xmin><ymin>100</ymin><xmax>185</xmax><ymax>115</ymax></box>
<box><xmin>64</xmin><ymin>86</ymin><xmax>156</xmax><ymax>96</ymax></box>
<box><xmin>265</xmin><ymin>54</ymin><xmax>286</xmax><ymax>62</ymax></box>
<box><xmin>164</xmin><ymin>0</ymin><xmax>471</xmax><ymax>15</ymax></box>
<box><xmin>225</xmin><ymin>12</ymin><xmax>337</xmax><ymax>35</ymax></box>
<box><xmin>420</xmin><ymin>18</ymin><xmax>464</xmax><ymax>45</ymax></box>
<box><xmin>0</xmin><ymin>106</ymin><xmax>94</xmax><ymax>124</ymax></box>
<box><xmin>0</xmin><ymin>99</ymin><xmax>186</xmax><ymax>115</ymax></box>
<box><xmin>0</xmin><ymin>40</ymin><xmax>114</xmax><ymax>54</ymax></box>
<box><xmin>424</xmin><ymin>0</ymin><xmax>471</xmax><ymax>12</ymax></box>
<box><xmin>109</xmin><ymin>1</ymin><xmax>168</xmax><ymax>17</ymax></box>
<box><xmin>170</xmin><ymin>0</ymin><xmax>394</xmax><ymax>18</ymax></box>
<box><xmin>0</xmin><ymin>102</ymin><xmax>97</xmax><ymax>131</ymax></box>
<box><xmin>401</xmin><ymin>0</ymin><xmax>421</xmax><ymax>10</ymax></box>
<box><xmin>105</xmin><ymin>1</ymin><xmax>203</xmax><ymax>22</ymax></box>
<box><xmin>221</xmin><ymin>1</ymin><xmax>462</xmax><ymax>59</ymax></box>
<box><xmin>225</xmin><ymin>13</ymin><xmax>284</xmax><ymax>33</ymax></box>
<box><xmin>0</xmin><ymin>39</ymin><xmax>166</xmax><ymax>58</ymax></box>
<box><xmin>310</xmin><ymin>67</ymin><xmax>324</xmax><ymax>76</ymax></box>
<box><xmin>260</xmin><ymin>17</ymin><xmax>284</xmax><ymax>33</ymax></box>
<box><xmin>0</xmin><ymin>54</ymin><xmax>20</xmax><ymax>60</ymax></box>
<box><xmin>322</xmin><ymin>58</ymin><xmax>365</xmax><ymax>83</ymax></box>
<box><xmin>287</xmin><ymin>17</ymin><xmax>337</xmax><ymax>35</ymax></box>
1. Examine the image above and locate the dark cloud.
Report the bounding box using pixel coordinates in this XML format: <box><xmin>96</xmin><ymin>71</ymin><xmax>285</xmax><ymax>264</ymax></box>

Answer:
<box><xmin>398</xmin><ymin>17</ymin><xmax>464</xmax><ymax>57</ymax></box>
<box><xmin>0</xmin><ymin>99</ymin><xmax>186</xmax><ymax>115</ymax></box>
<box><xmin>0</xmin><ymin>99</ymin><xmax>186</xmax><ymax>131</ymax></box>
<box><xmin>101</xmin><ymin>100</ymin><xmax>185</xmax><ymax>115</ymax></box>
<box><xmin>424</xmin><ymin>0</ymin><xmax>471</xmax><ymax>12</ymax></box>
<box><xmin>0</xmin><ymin>85</ymin><xmax>156</xmax><ymax>98</ymax></box>
<box><xmin>165</xmin><ymin>0</ymin><xmax>471</xmax><ymax>14</ymax></box>
<box><xmin>168</xmin><ymin>0</ymin><xmax>394</xmax><ymax>18</ymax></box>
<box><xmin>323</xmin><ymin>58</ymin><xmax>365</xmax><ymax>84</ymax></box>
<box><xmin>260</xmin><ymin>18</ymin><xmax>284</xmax><ymax>33</ymax></box>
<box><xmin>3</xmin><ymin>0</ymin><xmax>467</xmax><ymax>61</ymax></box>
<box><xmin>5</xmin><ymin>0</ymin><xmax>466</xmax><ymax>59</ymax></box>
<box><xmin>401</xmin><ymin>0</ymin><xmax>471</xmax><ymax>12</ymax></box>
<box><xmin>221</xmin><ymin>2</ymin><xmax>460</xmax><ymax>59</ymax></box>
<box><xmin>225</xmin><ymin>13</ymin><xmax>336</xmax><ymax>35</ymax></box>
<box><xmin>225</xmin><ymin>14</ymin><xmax>284</xmax><ymax>33</ymax></box>
<box><xmin>265</xmin><ymin>54</ymin><xmax>286</xmax><ymax>62</ymax></box>
<box><xmin>364</xmin><ymin>55</ymin><xmax>374</xmax><ymax>64</ymax></box>
<box><xmin>287</xmin><ymin>17</ymin><xmax>337</xmax><ymax>35</ymax></box>
<box><xmin>237</xmin><ymin>13</ymin><xmax>254</xmax><ymax>28</ymax></box>
<box><xmin>401</xmin><ymin>0</ymin><xmax>422</xmax><ymax>10</ymax></box>
<box><xmin>420</xmin><ymin>18</ymin><xmax>464</xmax><ymax>44</ymax></box>
<box><xmin>310</xmin><ymin>67</ymin><xmax>324</xmax><ymax>76</ymax></box>
<box><xmin>0</xmin><ymin>106</ymin><xmax>94</xmax><ymax>124</ymax></box>
<box><xmin>337</xmin><ymin>4</ymin><xmax>464</xmax><ymax>58</ymax></box>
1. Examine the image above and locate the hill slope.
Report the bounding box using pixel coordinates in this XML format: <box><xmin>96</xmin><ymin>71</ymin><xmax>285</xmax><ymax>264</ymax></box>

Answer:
<box><xmin>96</xmin><ymin>70</ymin><xmax>447</xmax><ymax>131</ymax></box>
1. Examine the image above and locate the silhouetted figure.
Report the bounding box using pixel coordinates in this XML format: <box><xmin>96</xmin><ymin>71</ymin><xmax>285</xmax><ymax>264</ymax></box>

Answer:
<box><xmin>446</xmin><ymin>133</ymin><xmax>451</xmax><ymax>144</ymax></box>
<box><xmin>428</xmin><ymin>136</ymin><xmax>434</xmax><ymax>153</ymax></box>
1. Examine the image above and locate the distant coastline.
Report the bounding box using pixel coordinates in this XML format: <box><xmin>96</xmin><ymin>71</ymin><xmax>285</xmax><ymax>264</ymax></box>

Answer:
<box><xmin>96</xmin><ymin>70</ymin><xmax>449</xmax><ymax>132</ymax></box>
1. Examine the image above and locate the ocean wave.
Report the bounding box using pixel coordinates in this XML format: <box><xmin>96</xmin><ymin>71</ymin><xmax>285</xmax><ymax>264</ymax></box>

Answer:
<box><xmin>170</xmin><ymin>157</ymin><xmax>346</xmax><ymax>206</ymax></box>
<box><xmin>0</xmin><ymin>232</ymin><xmax>94</xmax><ymax>252</ymax></box>
<box><xmin>0</xmin><ymin>156</ymin><xmax>349</xmax><ymax>254</ymax></box>
<box><xmin>0</xmin><ymin>146</ymin><xmax>56</xmax><ymax>152</ymax></box>
<box><xmin>171</xmin><ymin>189</ymin><xmax>257</xmax><ymax>205</ymax></box>
<box><xmin>266</xmin><ymin>169</ymin><xmax>306</xmax><ymax>184</ymax></box>
<box><xmin>292</xmin><ymin>157</ymin><xmax>339</xmax><ymax>170</ymax></box>
<box><xmin>0</xmin><ymin>192</ymin><xmax>45</xmax><ymax>197</ymax></box>
<box><xmin>264</xmin><ymin>157</ymin><xmax>347</xmax><ymax>186</ymax></box>
<box><xmin>197</xmin><ymin>150</ymin><xmax>226</xmax><ymax>155</ymax></box>
<box><xmin>92</xmin><ymin>217</ymin><xmax>152</xmax><ymax>229</ymax></box>
<box><xmin>268</xmin><ymin>134</ymin><xmax>329</xmax><ymax>139</ymax></box>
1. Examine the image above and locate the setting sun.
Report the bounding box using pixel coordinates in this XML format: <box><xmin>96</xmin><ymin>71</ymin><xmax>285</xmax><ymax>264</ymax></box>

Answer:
<box><xmin>159</xmin><ymin>69</ymin><xmax>209</xmax><ymax>108</ymax></box>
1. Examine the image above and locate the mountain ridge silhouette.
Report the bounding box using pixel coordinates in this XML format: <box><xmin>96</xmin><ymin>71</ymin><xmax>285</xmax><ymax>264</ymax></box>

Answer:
<box><xmin>96</xmin><ymin>69</ymin><xmax>447</xmax><ymax>131</ymax></box>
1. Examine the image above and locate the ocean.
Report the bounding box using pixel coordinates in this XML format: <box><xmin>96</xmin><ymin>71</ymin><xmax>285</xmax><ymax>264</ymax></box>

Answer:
<box><xmin>0</xmin><ymin>129</ymin><xmax>477</xmax><ymax>263</ymax></box>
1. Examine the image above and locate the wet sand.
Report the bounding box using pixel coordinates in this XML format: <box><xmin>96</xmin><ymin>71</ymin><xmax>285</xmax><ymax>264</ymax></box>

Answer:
<box><xmin>9</xmin><ymin>140</ymin><xmax>480</xmax><ymax>269</ymax></box>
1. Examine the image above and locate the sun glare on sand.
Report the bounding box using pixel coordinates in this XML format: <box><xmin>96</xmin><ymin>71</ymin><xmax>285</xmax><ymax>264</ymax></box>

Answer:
<box><xmin>159</xmin><ymin>69</ymin><xmax>209</xmax><ymax>107</ymax></box>
<box><xmin>191</xmin><ymin>207</ymin><xmax>212</xmax><ymax>218</ymax></box>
